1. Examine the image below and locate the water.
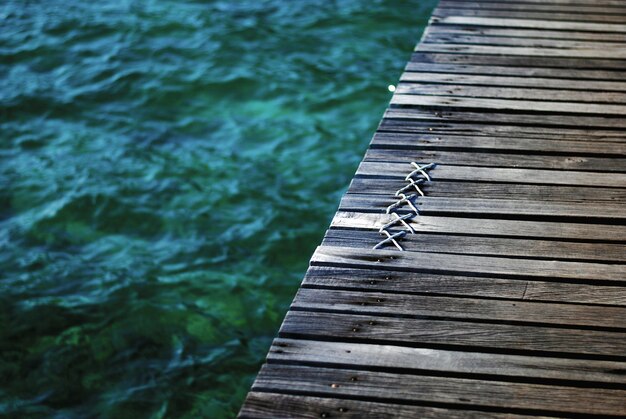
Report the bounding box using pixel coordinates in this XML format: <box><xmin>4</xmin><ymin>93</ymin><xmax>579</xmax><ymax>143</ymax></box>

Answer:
<box><xmin>0</xmin><ymin>1</ymin><xmax>435</xmax><ymax>417</ymax></box>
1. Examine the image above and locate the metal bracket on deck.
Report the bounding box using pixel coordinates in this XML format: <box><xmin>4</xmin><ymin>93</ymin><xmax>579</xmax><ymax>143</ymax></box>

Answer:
<box><xmin>373</xmin><ymin>162</ymin><xmax>436</xmax><ymax>251</ymax></box>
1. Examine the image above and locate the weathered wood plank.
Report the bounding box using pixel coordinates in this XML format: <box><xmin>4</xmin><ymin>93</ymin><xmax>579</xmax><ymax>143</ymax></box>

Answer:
<box><xmin>434</xmin><ymin>6</ymin><xmax>626</xmax><ymax>22</ymax></box>
<box><xmin>424</xmin><ymin>34</ymin><xmax>626</xmax><ymax>52</ymax></box>
<box><xmin>391</xmin><ymin>94</ymin><xmax>626</xmax><ymax>115</ymax></box>
<box><xmin>349</xmin><ymin>178</ymin><xmax>626</xmax><ymax>203</ymax></box>
<box><xmin>400</xmin><ymin>71</ymin><xmax>626</xmax><ymax>94</ymax></box>
<box><xmin>365</xmin><ymin>149</ymin><xmax>626</xmax><ymax>172</ymax></box>
<box><xmin>312</xmin><ymin>245</ymin><xmax>626</xmax><ymax>282</ymax></box>
<box><xmin>396</xmin><ymin>82</ymin><xmax>626</xmax><ymax>104</ymax></box>
<box><xmin>324</xmin><ymin>228</ymin><xmax>626</xmax><ymax>263</ymax></box>
<box><xmin>415</xmin><ymin>196</ymin><xmax>626</xmax><ymax>219</ymax></box>
<box><xmin>379</xmin><ymin>116</ymin><xmax>626</xmax><ymax>143</ymax></box>
<box><xmin>411</xmin><ymin>51</ymin><xmax>626</xmax><ymax>70</ymax></box>
<box><xmin>417</xmin><ymin>42</ymin><xmax>626</xmax><ymax>59</ymax></box>
<box><xmin>406</xmin><ymin>60</ymin><xmax>626</xmax><ymax>80</ymax></box>
<box><xmin>280</xmin><ymin>311</ymin><xmax>626</xmax><ymax>357</ymax></box>
<box><xmin>437</xmin><ymin>1</ymin><xmax>626</xmax><ymax>14</ymax></box>
<box><xmin>424</xmin><ymin>25</ymin><xmax>626</xmax><ymax>44</ymax></box>
<box><xmin>357</xmin><ymin>162</ymin><xmax>626</xmax><ymax>187</ymax></box>
<box><xmin>331</xmin><ymin>212</ymin><xmax>626</xmax><ymax>242</ymax></box>
<box><xmin>303</xmin><ymin>266</ymin><xmax>626</xmax><ymax>306</ymax></box>
<box><xmin>371</xmin><ymin>132</ymin><xmax>626</xmax><ymax>155</ymax></box>
<box><xmin>268</xmin><ymin>339</ymin><xmax>626</xmax><ymax>384</ymax></box>
<box><xmin>473</xmin><ymin>0</ymin><xmax>626</xmax><ymax>5</ymax></box>
<box><xmin>240</xmin><ymin>392</ymin><xmax>547</xmax><ymax>419</ymax></box>
<box><xmin>253</xmin><ymin>365</ymin><xmax>626</xmax><ymax>416</ymax></box>
<box><xmin>339</xmin><ymin>195</ymin><xmax>626</xmax><ymax>221</ymax></box>
<box><xmin>292</xmin><ymin>288</ymin><xmax>626</xmax><ymax>329</ymax></box>
<box><xmin>432</xmin><ymin>16</ymin><xmax>626</xmax><ymax>33</ymax></box>
<box><xmin>433</xmin><ymin>8</ymin><xmax>626</xmax><ymax>24</ymax></box>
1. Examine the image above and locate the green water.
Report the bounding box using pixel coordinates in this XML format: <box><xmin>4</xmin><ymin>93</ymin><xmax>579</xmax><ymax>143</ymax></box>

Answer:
<box><xmin>0</xmin><ymin>1</ymin><xmax>435</xmax><ymax>417</ymax></box>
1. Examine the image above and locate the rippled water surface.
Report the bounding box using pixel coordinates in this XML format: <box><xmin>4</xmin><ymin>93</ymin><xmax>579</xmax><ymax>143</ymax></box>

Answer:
<box><xmin>1</xmin><ymin>0</ymin><xmax>435</xmax><ymax>416</ymax></box>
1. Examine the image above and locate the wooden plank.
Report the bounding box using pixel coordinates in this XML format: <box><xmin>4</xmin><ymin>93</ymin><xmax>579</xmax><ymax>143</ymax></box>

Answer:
<box><xmin>324</xmin><ymin>228</ymin><xmax>626</xmax><ymax>263</ymax></box>
<box><xmin>417</xmin><ymin>42</ymin><xmax>626</xmax><ymax>59</ymax></box>
<box><xmin>414</xmin><ymin>196</ymin><xmax>626</xmax><ymax>219</ymax></box>
<box><xmin>455</xmin><ymin>0</ymin><xmax>626</xmax><ymax>7</ymax></box>
<box><xmin>424</xmin><ymin>34</ymin><xmax>626</xmax><ymax>52</ymax></box>
<box><xmin>268</xmin><ymin>339</ymin><xmax>626</xmax><ymax>384</ymax></box>
<box><xmin>280</xmin><ymin>311</ymin><xmax>626</xmax><ymax>357</ymax></box>
<box><xmin>356</xmin><ymin>162</ymin><xmax>626</xmax><ymax>187</ymax></box>
<box><xmin>338</xmin><ymin>195</ymin><xmax>626</xmax><ymax>221</ymax></box>
<box><xmin>391</xmin><ymin>93</ymin><xmax>626</xmax><ymax>115</ymax></box>
<box><xmin>348</xmin><ymin>178</ymin><xmax>626</xmax><ymax>204</ymax></box>
<box><xmin>405</xmin><ymin>60</ymin><xmax>626</xmax><ymax>80</ymax></box>
<box><xmin>398</xmin><ymin>82</ymin><xmax>626</xmax><ymax>106</ymax></box>
<box><xmin>240</xmin><ymin>392</ymin><xmax>547</xmax><ymax>419</ymax></box>
<box><xmin>401</xmin><ymin>71</ymin><xmax>626</xmax><ymax>92</ymax></box>
<box><xmin>437</xmin><ymin>1</ymin><xmax>626</xmax><ymax>14</ymax></box>
<box><xmin>293</xmin><ymin>288</ymin><xmax>626</xmax><ymax>329</ymax></box>
<box><xmin>371</xmin><ymin>132</ymin><xmax>626</xmax><ymax>155</ymax></box>
<box><xmin>432</xmin><ymin>16</ymin><xmax>626</xmax><ymax>32</ymax></box>
<box><xmin>411</xmin><ymin>51</ymin><xmax>626</xmax><ymax>70</ymax></box>
<box><xmin>433</xmin><ymin>8</ymin><xmax>626</xmax><ymax>24</ymax></box>
<box><xmin>303</xmin><ymin>265</ymin><xmax>626</xmax><ymax>305</ymax></box>
<box><xmin>365</xmin><ymin>149</ymin><xmax>626</xmax><ymax>172</ymax></box>
<box><xmin>424</xmin><ymin>25</ymin><xmax>626</xmax><ymax>44</ymax></box>
<box><xmin>331</xmin><ymin>212</ymin><xmax>626</xmax><ymax>242</ymax></box>
<box><xmin>379</xmin><ymin>114</ymin><xmax>626</xmax><ymax>143</ymax></box>
<box><xmin>312</xmin><ymin>245</ymin><xmax>626</xmax><ymax>282</ymax></box>
<box><xmin>253</xmin><ymin>364</ymin><xmax>626</xmax><ymax>416</ymax></box>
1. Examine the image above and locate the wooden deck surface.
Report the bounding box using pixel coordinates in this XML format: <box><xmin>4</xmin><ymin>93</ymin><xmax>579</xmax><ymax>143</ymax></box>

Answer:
<box><xmin>239</xmin><ymin>0</ymin><xmax>626</xmax><ymax>417</ymax></box>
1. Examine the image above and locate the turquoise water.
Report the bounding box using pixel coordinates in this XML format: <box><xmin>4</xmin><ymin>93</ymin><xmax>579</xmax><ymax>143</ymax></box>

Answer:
<box><xmin>0</xmin><ymin>1</ymin><xmax>434</xmax><ymax>417</ymax></box>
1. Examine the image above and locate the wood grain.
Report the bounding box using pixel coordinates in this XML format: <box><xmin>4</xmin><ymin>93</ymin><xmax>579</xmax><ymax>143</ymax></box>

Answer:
<box><xmin>253</xmin><ymin>364</ymin><xmax>626</xmax><ymax>416</ymax></box>
<box><xmin>338</xmin><ymin>195</ymin><xmax>626</xmax><ymax>221</ymax></box>
<box><xmin>391</xmin><ymin>94</ymin><xmax>626</xmax><ymax>115</ymax></box>
<box><xmin>356</xmin><ymin>162</ymin><xmax>626</xmax><ymax>187</ymax></box>
<box><xmin>364</xmin><ymin>148</ymin><xmax>626</xmax><ymax>172</ymax></box>
<box><xmin>323</xmin><ymin>229</ymin><xmax>626</xmax><ymax>263</ymax></box>
<box><xmin>312</xmin><ymin>245</ymin><xmax>626</xmax><ymax>282</ymax></box>
<box><xmin>268</xmin><ymin>339</ymin><xmax>626</xmax><ymax>384</ymax></box>
<box><xmin>401</xmin><ymin>71</ymin><xmax>626</xmax><ymax>91</ymax></box>
<box><xmin>371</xmin><ymin>131</ymin><xmax>626</xmax><ymax>155</ymax></box>
<box><xmin>303</xmin><ymin>266</ymin><xmax>626</xmax><ymax>306</ymax></box>
<box><xmin>280</xmin><ymin>311</ymin><xmax>626</xmax><ymax>357</ymax></box>
<box><xmin>240</xmin><ymin>392</ymin><xmax>546</xmax><ymax>419</ymax></box>
<box><xmin>291</xmin><ymin>288</ymin><xmax>626</xmax><ymax>329</ymax></box>
<box><xmin>348</xmin><ymin>178</ymin><xmax>626</xmax><ymax>203</ymax></box>
<box><xmin>331</xmin><ymin>211</ymin><xmax>626</xmax><ymax>242</ymax></box>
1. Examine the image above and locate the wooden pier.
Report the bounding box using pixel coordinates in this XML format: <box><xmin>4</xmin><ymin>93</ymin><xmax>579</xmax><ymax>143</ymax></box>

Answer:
<box><xmin>239</xmin><ymin>0</ymin><xmax>626</xmax><ymax>417</ymax></box>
